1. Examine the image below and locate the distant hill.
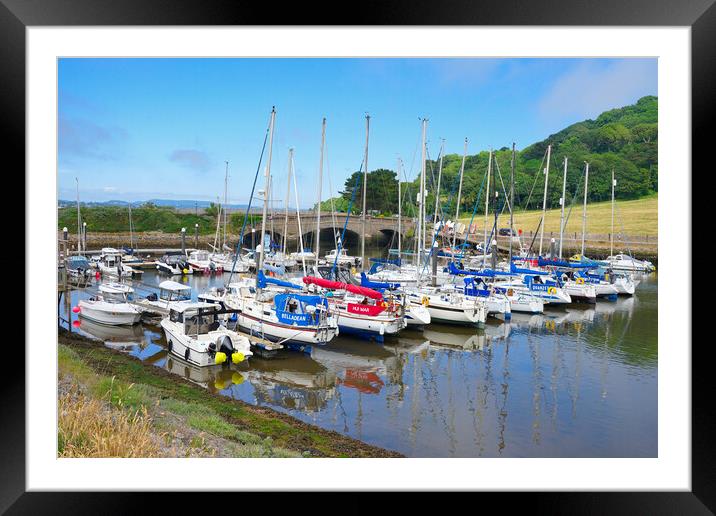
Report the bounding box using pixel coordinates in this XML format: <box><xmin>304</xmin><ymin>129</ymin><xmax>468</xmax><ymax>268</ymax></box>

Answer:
<box><xmin>58</xmin><ymin>198</ymin><xmax>250</xmax><ymax>210</ymax></box>
<box><xmin>328</xmin><ymin>95</ymin><xmax>658</xmax><ymax>216</ymax></box>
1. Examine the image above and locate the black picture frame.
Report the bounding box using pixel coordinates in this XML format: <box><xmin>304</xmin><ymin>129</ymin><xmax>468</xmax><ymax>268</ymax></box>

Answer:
<box><xmin>3</xmin><ymin>0</ymin><xmax>707</xmax><ymax>511</ymax></box>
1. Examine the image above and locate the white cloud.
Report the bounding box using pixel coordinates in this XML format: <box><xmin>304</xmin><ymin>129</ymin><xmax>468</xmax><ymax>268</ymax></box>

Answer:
<box><xmin>537</xmin><ymin>59</ymin><xmax>657</xmax><ymax>127</ymax></box>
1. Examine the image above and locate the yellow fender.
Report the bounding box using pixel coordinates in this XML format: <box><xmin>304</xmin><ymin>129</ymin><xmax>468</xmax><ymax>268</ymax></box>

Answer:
<box><xmin>576</xmin><ymin>278</ymin><xmax>585</xmax><ymax>285</ymax></box>
<box><xmin>214</xmin><ymin>351</ymin><xmax>227</xmax><ymax>365</ymax></box>
<box><xmin>231</xmin><ymin>352</ymin><xmax>245</xmax><ymax>364</ymax></box>
<box><xmin>547</xmin><ymin>286</ymin><xmax>557</xmax><ymax>295</ymax></box>
<box><xmin>421</xmin><ymin>295</ymin><xmax>430</xmax><ymax>307</ymax></box>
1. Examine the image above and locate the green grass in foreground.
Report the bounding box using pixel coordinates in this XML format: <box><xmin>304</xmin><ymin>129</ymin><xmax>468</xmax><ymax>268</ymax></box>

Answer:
<box><xmin>460</xmin><ymin>194</ymin><xmax>657</xmax><ymax>236</ymax></box>
<box><xmin>58</xmin><ymin>333</ymin><xmax>401</xmax><ymax>458</ymax></box>
<box><xmin>59</xmin><ymin>343</ymin><xmax>301</xmax><ymax>458</ymax></box>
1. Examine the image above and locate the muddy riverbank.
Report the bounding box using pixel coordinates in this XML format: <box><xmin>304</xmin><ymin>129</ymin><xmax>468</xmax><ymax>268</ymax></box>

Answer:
<box><xmin>58</xmin><ymin>328</ymin><xmax>403</xmax><ymax>458</ymax></box>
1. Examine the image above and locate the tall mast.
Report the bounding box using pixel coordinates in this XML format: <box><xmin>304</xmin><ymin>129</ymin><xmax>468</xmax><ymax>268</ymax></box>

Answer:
<box><xmin>397</xmin><ymin>158</ymin><xmax>402</xmax><ymax>260</ymax></box>
<box><xmin>315</xmin><ymin>117</ymin><xmax>326</xmax><ymax>269</ymax></box>
<box><xmin>610</xmin><ymin>168</ymin><xmax>615</xmax><ymax>257</ymax></box>
<box><xmin>292</xmin><ymin>151</ymin><xmax>307</xmax><ymax>276</ymax></box>
<box><xmin>417</xmin><ymin>118</ymin><xmax>427</xmax><ymax>267</ymax></box>
<box><xmin>75</xmin><ymin>177</ymin><xmax>82</xmax><ymax>254</ymax></box>
<box><xmin>580</xmin><ymin>161</ymin><xmax>590</xmax><ymax>256</ymax></box>
<box><xmin>452</xmin><ymin>138</ymin><xmax>467</xmax><ymax>255</ymax></box>
<box><xmin>509</xmin><ymin>142</ymin><xmax>515</xmax><ymax>264</ymax></box>
<box><xmin>433</xmin><ymin>139</ymin><xmax>445</xmax><ymax>229</ymax></box>
<box><xmin>128</xmin><ymin>202</ymin><xmax>134</xmax><ymax>250</ymax></box>
<box><xmin>361</xmin><ymin>114</ymin><xmax>370</xmax><ymax>271</ymax></box>
<box><xmin>483</xmin><ymin>150</ymin><xmax>492</xmax><ymax>267</ymax></box>
<box><xmin>282</xmin><ymin>149</ymin><xmax>293</xmax><ymax>255</ymax></box>
<box><xmin>558</xmin><ymin>156</ymin><xmax>568</xmax><ymax>259</ymax></box>
<box><xmin>223</xmin><ymin>160</ymin><xmax>229</xmax><ymax>249</ymax></box>
<box><xmin>257</xmin><ymin>107</ymin><xmax>276</xmax><ymax>283</ymax></box>
<box><xmin>538</xmin><ymin>144</ymin><xmax>552</xmax><ymax>257</ymax></box>
<box><xmin>269</xmin><ymin>175</ymin><xmax>274</xmax><ymax>249</ymax></box>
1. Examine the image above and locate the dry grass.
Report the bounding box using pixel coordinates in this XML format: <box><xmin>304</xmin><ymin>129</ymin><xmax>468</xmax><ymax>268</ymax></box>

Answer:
<box><xmin>58</xmin><ymin>385</ymin><xmax>163</xmax><ymax>458</ymax></box>
<box><xmin>460</xmin><ymin>194</ymin><xmax>658</xmax><ymax>237</ymax></box>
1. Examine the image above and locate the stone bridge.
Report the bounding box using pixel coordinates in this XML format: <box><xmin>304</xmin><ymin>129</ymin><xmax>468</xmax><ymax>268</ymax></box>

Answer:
<box><xmin>244</xmin><ymin>211</ymin><xmax>417</xmax><ymax>249</ymax></box>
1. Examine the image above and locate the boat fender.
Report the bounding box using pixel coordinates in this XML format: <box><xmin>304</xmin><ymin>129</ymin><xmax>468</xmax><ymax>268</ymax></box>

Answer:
<box><xmin>231</xmin><ymin>352</ymin><xmax>245</xmax><ymax>364</ymax></box>
<box><xmin>421</xmin><ymin>295</ymin><xmax>430</xmax><ymax>307</ymax></box>
<box><xmin>72</xmin><ymin>306</ymin><xmax>81</xmax><ymax>313</ymax></box>
<box><xmin>214</xmin><ymin>351</ymin><xmax>227</xmax><ymax>365</ymax></box>
<box><xmin>547</xmin><ymin>287</ymin><xmax>557</xmax><ymax>295</ymax></box>
<box><xmin>576</xmin><ymin>278</ymin><xmax>585</xmax><ymax>285</ymax></box>
<box><xmin>167</xmin><ymin>340</ymin><xmax>173</xmax><ymax>352</ymax></box>
<box><xmin>184</xmin><ymin>348</ymin><xmax>190</xmax><ymax>361</ymax></box>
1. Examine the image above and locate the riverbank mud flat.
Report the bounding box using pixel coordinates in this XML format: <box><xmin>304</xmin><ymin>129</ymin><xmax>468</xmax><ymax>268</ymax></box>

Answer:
<box><xmin>58</xmin><ymin>328</ymin><xmax>403</xmax><ymax>458</ymax></box>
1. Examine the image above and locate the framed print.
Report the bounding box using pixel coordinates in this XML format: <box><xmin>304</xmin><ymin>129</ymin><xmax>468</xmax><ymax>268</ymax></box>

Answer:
<box><xmin>3</xmin><ymin>0</ymin><xmax>709</xmax><ymax>511</ymax></box>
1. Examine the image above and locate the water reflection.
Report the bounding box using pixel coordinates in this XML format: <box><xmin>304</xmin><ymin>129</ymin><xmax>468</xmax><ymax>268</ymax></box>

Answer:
<box><xmin>58</xmin><ymin>270</ymin><xmax>657</xmax><ymax>457</ymax></box>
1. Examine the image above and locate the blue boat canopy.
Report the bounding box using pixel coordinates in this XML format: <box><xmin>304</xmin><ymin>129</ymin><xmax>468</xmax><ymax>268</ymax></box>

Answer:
<box><xmin>256</xmin><ymin>271</ymin><xmax>302</xmax><ymax>290</ymax></box>
<box><xmin>447</xmin><ymin>262</ymin><xmax>512</xmax><ymax>277</ymax></box>
<box><xmin>538</xmin><ymin>257</ymin><xmax>593</xmax><ymax>269</ymax></box>
<box><xmin>359</xmin><ymin>273</ymin><xmax>401</xmax><ymax>291</ymax></box>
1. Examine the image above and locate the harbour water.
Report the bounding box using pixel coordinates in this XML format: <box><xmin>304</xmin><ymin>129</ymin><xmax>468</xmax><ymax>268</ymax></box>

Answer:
<box><xmin>59</xmin><ymin>269</ymin><xmax>657</xmax><ymax>458</ymax></box>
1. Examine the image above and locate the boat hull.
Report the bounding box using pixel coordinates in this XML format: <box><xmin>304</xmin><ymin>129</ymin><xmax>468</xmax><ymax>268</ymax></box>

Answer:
<box><xmin>78</xmin><ymin>302</ymin><xmax>142</xmax><ymax>326</ymax></box>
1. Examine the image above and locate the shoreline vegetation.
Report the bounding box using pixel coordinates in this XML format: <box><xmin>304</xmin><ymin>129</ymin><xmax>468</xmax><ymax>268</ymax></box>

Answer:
<box><xmin>58</xmin><ymin>329</ymin><xmax>403</xmax><ymax>458</ymax></box>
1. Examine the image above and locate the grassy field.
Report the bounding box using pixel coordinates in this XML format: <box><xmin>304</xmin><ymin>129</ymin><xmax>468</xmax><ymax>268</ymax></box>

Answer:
<box><xmin>460</xmin><ymin>194</ymin><xmax>658</xmax><ymax>237</ymax></box>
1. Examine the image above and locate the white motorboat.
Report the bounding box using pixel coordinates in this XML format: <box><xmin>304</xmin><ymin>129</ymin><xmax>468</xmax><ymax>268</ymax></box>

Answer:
<box><xmin>155</xmin><ymin>251</ymin><xmax>193</xmax><ymax>275</ymax></box>
<box><xmin>161</xmin><ymin>301</ymin><xmax>252</xmax><ymax>367</ymax></box>
<box><xmin>77</xmin><ymin>283</ymin><xmax>143</xmax><ymax>326</ymax></box>
<box><xmin>605</xmin><ymin>253</ymin><xmax>655</xmax><ymax>273</ymax></box>
<box><xmin>135</xmin><ymin>280</ymin><xmax>193</xmax><ymax>316</ymax></box>
<box><xmin>97</xmin><ymin>247</ymin><xmax>141</xmax><ymax>278</ymax></box>
<box><xmin>66</xmin><ymin>255</ymin><xmax>94</xmax><ymax>282</ymax></box>
<box><xmin>187</xmin><ymin>250</ymin><xmax>217</xmax><ymax>273</ymax></box>
<box><xmin>325</xmin><ymin>248</ymin><xmax>362</xmax><ymax>268</ymax></box>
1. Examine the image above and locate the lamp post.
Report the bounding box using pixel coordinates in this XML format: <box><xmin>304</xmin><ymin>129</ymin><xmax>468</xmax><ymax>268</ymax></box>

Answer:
<box><xmin>181</xmin><ymin>227</ymin><xmax>186</xmax><ymax>254</ymax></box>
<box><xmin>194</xmin><ymin>223</ymin><xmax>199</xmax><ymax>250</ymax></box>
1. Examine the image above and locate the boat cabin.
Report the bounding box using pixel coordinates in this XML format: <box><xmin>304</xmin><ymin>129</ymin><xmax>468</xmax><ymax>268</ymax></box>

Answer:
<box><xmin>167</xmin><ymin>302</ymin><xmax>222</xmax><ymax>335</ymax></box>
<box><xmin>97</xmin><ymin>283</ymin><xmax>135</xmax><ymax>303</ymax></box>
<box><xmin>151</xmin><ymin>280</ymin><xmax>191</xmax><ymax>302</ymax></box>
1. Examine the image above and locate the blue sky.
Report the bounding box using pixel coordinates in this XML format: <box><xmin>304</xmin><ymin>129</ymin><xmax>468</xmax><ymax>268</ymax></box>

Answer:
<box><xmin>58</xmin><ymin>58</ymin><xmax>657</xmax><ymax>207</ymax></box>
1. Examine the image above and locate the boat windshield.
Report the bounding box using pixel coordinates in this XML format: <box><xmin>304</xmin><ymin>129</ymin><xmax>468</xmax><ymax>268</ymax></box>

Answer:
<box><xmin>103</xmin><ymin>291</ymin><xmax>130</xmax><ymax>303</ymax></box>
<box><xmin>184</xmin><ymin>311</ymin><xmax>218</xmax><ymax>334</ymax></box>
<box><xmin>161</xmin><ymin>290</ymin><xmax>191</xmax><ymax>302</ymax></box>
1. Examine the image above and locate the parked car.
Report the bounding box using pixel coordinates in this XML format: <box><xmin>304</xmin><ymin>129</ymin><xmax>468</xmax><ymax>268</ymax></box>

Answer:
<box><xmin>498</xmin><ymin>228</ymin><xmax>517</xmax><ymax>236</ymax></box>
